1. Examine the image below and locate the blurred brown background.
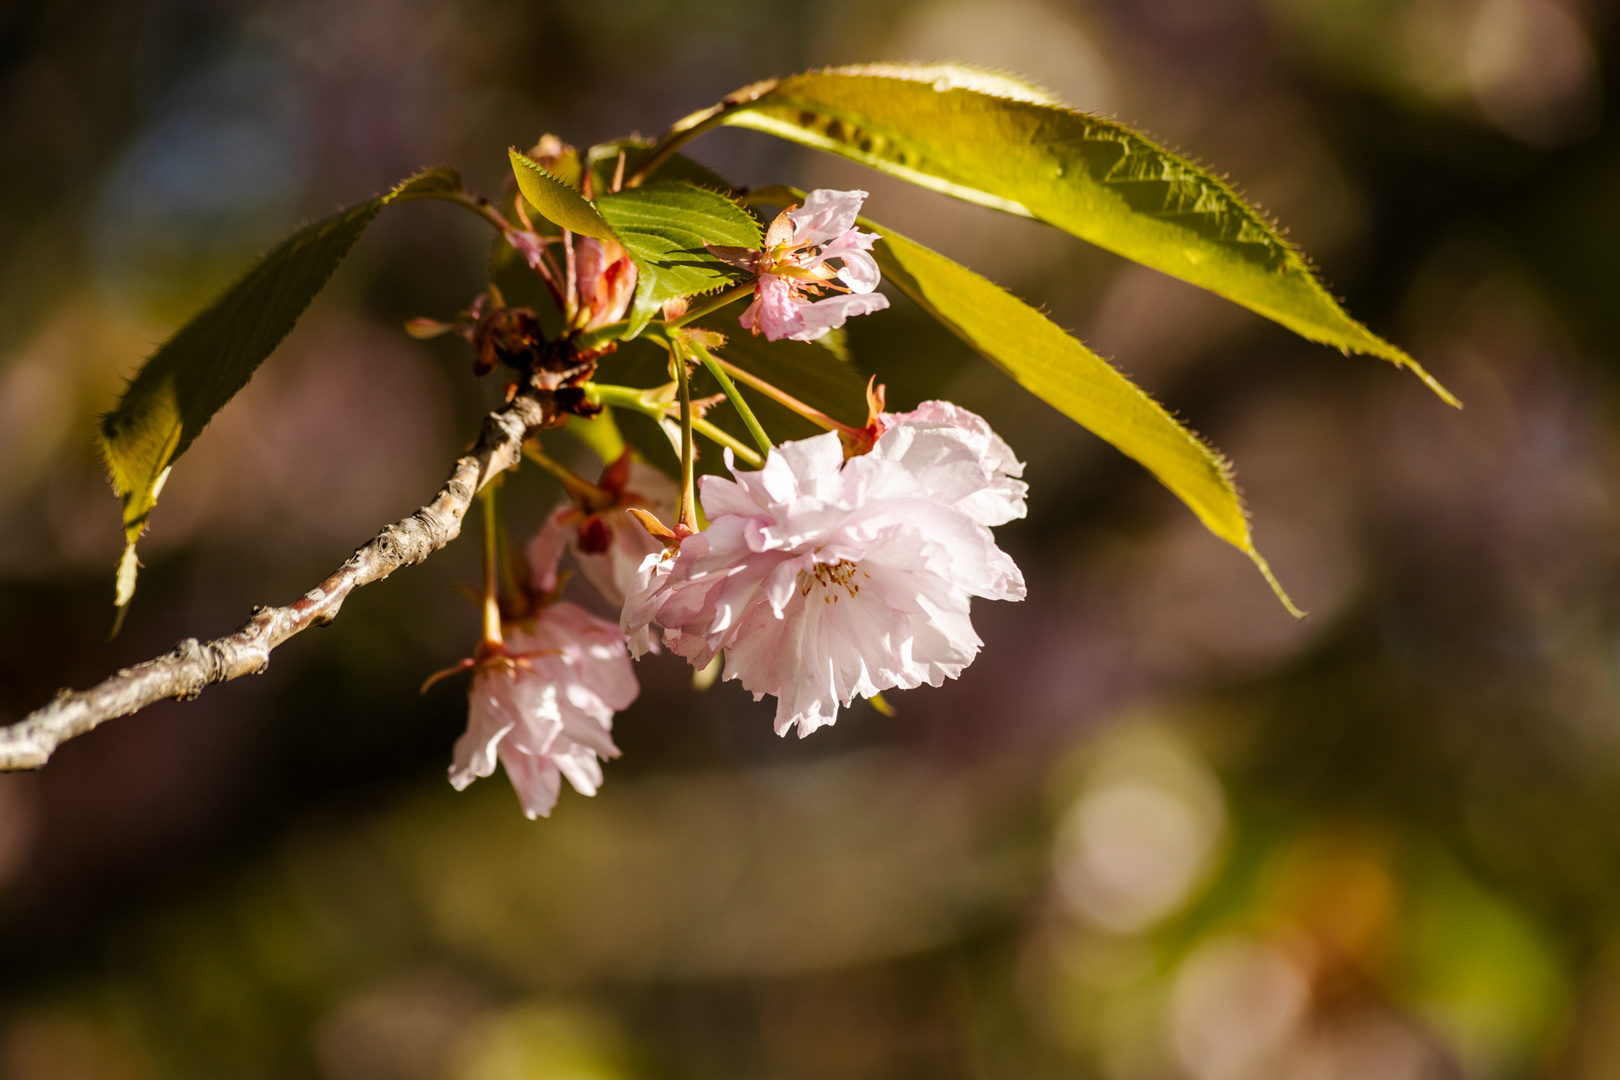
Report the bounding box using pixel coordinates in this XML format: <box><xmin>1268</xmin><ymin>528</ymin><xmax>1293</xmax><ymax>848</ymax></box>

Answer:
<box><xmin>1</xmin><ymin>0</ymin><xmax>1618</xmax><ymax>1076</ymax></box>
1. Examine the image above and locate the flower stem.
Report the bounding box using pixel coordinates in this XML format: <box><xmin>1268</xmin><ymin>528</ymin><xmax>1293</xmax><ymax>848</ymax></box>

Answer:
<box><xmin>675</xmin><ymin>349</ymin><xmax>698</xmax><ymax>533</ymax></box>
<box><xmin>523</xmin><ymin>443</ymin><xmax>608</xmax><ymax>506</ymax></box>
<box><xmin>688</xmin><ymin>340</ymin><xmax>772</xmax><ymax>456</ymax></box>
<box><xmin>584</xmin><ymin>383</ymin><xmax>762</xmax><ymax>467</ymax></box>
<box><xmin>478</xmin><ymin>485</ymin><xmax>503</xmax><ymax>648</ymax></box>
<box><xmin>490</xmin><ymin>476</ymin><xmax>527</xmax><ymax>609</ymax></box>
<box><xmin>710</xmin><ymin>355</ymin><xmax>855</xmax><ymax>436</ymax></box>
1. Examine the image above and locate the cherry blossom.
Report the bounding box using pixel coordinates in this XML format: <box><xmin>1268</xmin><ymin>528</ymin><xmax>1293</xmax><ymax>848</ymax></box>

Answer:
<box><xmin>710</xmin><ymin>188</ymin><xmax>890</xmax><ymax>342</ymax></box>
<box><xmin>527</xmin><ymin>451</ymin><xmax>679</xmax><ymax>607</ymax></box>
<box><xmin>450</xmin><ymin>601</ymin><xmax>638</xmax><ymax>818</ymax></box>
<box><xmin>873</xmin><ymin>400</ymin><xmax>1028</xmax><ymax>527</ymax></box>
<box><xmin>622</xmin><ymin>406</ymin><xmax>1025</xmax><ymax>736</ymax></box>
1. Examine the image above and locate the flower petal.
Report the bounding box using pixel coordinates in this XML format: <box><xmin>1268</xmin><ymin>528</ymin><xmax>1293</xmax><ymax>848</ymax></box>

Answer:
<box><xmin>786</xmin><ymin>292</ymin><xmax>890</xmax><ymax>342</ymax></box>
<box><xmin>788</xmin><ymin>189</ymin><xmax>867</xmax><ymax>248</ymax></box>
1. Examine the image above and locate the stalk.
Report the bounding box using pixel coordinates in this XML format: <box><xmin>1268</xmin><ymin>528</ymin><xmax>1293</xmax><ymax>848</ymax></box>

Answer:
<box><xmin>584</xmin><ymin>384</ymin><xmax>763</xmax><ymax>467</ymax></box>
<box><xmin>523</xmin><ymin>443</ymin><xmax>607</xmax><ymax>506</ymax></box>
<box><xmin>478</xmin><ymin>485</ymin><xmax>503</xmax><ymax>648</ymax></box>
<box><xmin>675</xmin><ymin>349</ymin><xmax>698</xmax><ymax>533</ymax></box>
<box><xmin>690</xmin><ymin>341</ymin><xmax>772</xmax><ymax>456</ymax></box>
<box><xmin>711</xmin><ymin>355</ymin><xmax>854</xmax><ymax>435</ymax></box>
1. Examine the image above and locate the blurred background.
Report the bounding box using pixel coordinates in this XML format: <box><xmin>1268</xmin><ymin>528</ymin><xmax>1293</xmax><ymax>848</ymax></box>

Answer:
<box><xmin>1</xmin><ymin>0</ymin><xmax>1617</xmax><ymax>1076</ymax></box>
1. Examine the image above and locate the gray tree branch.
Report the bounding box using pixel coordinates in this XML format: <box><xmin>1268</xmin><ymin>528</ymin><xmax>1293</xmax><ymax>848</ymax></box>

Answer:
<box><xmin>0</xmin><ymin>392</ymin><xmax>556</xmax><ymax>771</ymax></box>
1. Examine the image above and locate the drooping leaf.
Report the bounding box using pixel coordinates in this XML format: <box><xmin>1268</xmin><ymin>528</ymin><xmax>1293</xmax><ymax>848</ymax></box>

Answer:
<box><xmin>508</xmin><ymin>148</ymin><xmax>617</xmax><ymax>242</ymax></box>
<box><xmin>718</xmin><ymin>64</ymin><xmax>1454</xmax><ymax>404</ymax></box>
<box><xmin>99</xmin><ymin>167</ymin><xmax>466</xmax><ymax>616</ymax></box>
<box><xmin>594</xmin><ymin>181</ymin><xmax>762</xmax><ymax>337</ymax></box>
<box><xmin>872</xmin><ymin>222</ymin><xmax>1301</xmax><ymax>615</ymax></box>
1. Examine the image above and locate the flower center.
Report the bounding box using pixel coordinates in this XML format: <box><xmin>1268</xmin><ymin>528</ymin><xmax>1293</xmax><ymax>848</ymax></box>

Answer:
<box><xmin>801</xmin><ymin>559</ymin><xmax>867</xmax><ymax>603</ymax></box>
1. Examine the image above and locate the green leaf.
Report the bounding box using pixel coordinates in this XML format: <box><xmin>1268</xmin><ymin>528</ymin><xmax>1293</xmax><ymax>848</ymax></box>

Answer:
<box><xmin>594</xmin><ymin>181</ymin><xmax>762</xmax><ymax>338</ymax></box>
<box><xmin>721</xmin><ymin>64</ymin><xmax>1455</xmax><ymax>405</ymax></box>
<box><xmin>98</xmin><ymin>167</ymin><xmax>465</xmax><ymax>616</ymax></box>
<box><xmin>872</xmin><ymin>222</ymin><xmax>1301</xmax><ymax>616</ymax></box>
<box><xmin>508</xmin><ymin>148</ymin><xmax>617</xmax><ymax>242</ymax></box>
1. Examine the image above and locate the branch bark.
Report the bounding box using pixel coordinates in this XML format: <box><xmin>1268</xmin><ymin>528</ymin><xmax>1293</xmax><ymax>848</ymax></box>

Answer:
<box><xmin>0</xmin><ymin>391</ymin><xmax>556</xmax><ymax>771</ymax></box>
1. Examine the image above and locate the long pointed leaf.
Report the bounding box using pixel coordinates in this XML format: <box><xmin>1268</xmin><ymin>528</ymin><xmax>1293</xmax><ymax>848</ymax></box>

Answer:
<box><xmin>872</xmin><ymin>222</ymin><xmax>1300</xmax><ymax>615</ymax></box>
<box><xmin>717</xmin><ymin>64</ymin><xmax>1454</xmax><ymax>405</ymax></box>
<box><xmin>99</xmin><ymin>167</ymin><xmax>465</xmax><ymax>616</ymax></box>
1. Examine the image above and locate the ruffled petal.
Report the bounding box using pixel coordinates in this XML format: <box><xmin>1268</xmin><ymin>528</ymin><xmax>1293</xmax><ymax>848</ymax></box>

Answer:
<box><xmin>497</xmin><ymin>743</ymin><xmax>563</xmax><ymax>819</ymax></box>
<box><xmin>525</xmin><ymin>506</ymin><xmax>574</xmax><ymax>595</ymax></box>
<box><xmin>788</xmin><ymin>189</ymin><xmax>867</xmax><ymax>248</ymax></box>
<box><xmin>787</xmin><ymin>292</ymin><xmax>890</xmax><ymax>342</ymax></box>
<box><xmin>740</xmin><ymin>274</ymin><xmax>805</xmax><ymax>341</ymax></box>
<box><xmin>616</xmin><ymin>402</ymin><xmax>1025</xmax><ymax>742</ymax></box>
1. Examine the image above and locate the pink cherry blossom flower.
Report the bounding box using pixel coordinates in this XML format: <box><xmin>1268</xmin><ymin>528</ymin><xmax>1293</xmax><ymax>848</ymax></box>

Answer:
<box><xmin>710</xmin><ymin>189</ymin><xmax>890</xmax><ymax>343</ymax></box>
<box><xmin>622</xmin><ymin>414</ymin><xmax>1025</xmax><ymax>736</ymax></box>
<box><xmin>527</xmin><ymin>452</ymin><xmax>679</xmax><ymax>608</ymax></box>
<box><xmin>872</xmin><ymin>400</ymin><xmax>1028</xmax><ymax>527</ymax></box>
<box><xmin>450</xmin><ymin>601</ymin><xmax>638</xmax><ymax>818</ymax></box>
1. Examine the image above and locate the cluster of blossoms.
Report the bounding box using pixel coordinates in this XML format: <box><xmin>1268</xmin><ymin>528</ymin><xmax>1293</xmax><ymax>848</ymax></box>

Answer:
<box><xmin>446</xmin><ymin>190</ymin><xmax>1027</xmax><ymax>817</ymax></box>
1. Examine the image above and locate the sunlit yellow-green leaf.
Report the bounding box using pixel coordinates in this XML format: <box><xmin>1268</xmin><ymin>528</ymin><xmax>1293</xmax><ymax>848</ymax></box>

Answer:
<box><xmin>508</xmin><ymin>148</ymin><xmax>617</xmax><ymax>242</ymax></box>
<box><xmin>98</xmin><ymin>167</ymin><xmax>465</xmax><ymax>620</ymax></box>
<box><xmin>873</xmin><ymin>223</ymin><xmax>1300</xmax><ymax>615</ymax></box>
<box><xmin>718</xmin><ymin>64</ymin><xmax>1454</xmax><ymax>405</ymax></box>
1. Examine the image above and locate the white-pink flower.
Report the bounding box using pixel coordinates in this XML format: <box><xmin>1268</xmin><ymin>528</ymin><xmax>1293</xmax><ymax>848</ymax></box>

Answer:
<box><xmin>450</xmin><ymin>601</ymin><xmax>638</xmax><ymax>818</ymax></box>
<box><xmin>873</xmin><ymin>400</ymin><xmax>1028</xmax><ymax>527</ymax></box>
<box><xmin>711</xmin><ymin>188</ymin><xmax>890</xmax><ymax>343</ymax></box>
<box><xmin>527</xmin><ymin>455</ymin><xmax>678</xmax><ymax>608</ymax></box>
<box><xmin>622</xmin><ymin>405</ymin><xmax>1025</xmax><ymax>736</ymax></box>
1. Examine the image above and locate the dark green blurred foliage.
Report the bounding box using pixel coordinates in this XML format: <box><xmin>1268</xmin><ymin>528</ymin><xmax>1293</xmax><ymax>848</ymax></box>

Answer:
<box><xmin>2</xmin><ymin>0</ymin><xmax>1619</xmax><ymax>1077</ymax></box>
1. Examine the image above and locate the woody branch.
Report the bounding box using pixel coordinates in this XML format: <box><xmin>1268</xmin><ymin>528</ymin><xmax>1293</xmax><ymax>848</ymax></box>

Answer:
<box><xmin>0</xmin><ymin>390</ymin><xmax>558</xmax><ymax>771</ymax></box>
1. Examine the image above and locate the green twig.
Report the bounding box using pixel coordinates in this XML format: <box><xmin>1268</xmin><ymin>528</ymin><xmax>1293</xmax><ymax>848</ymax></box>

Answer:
<box><xmin>689</xmin><ymin>341</ymin><xmax>772</xmax><ymax>456</ymax></box>
<box><xmin>583</xmin><ymin>384</ymin><xmax>763</xmax><ymax>468</ymax></box>
<box><xmin>523</xmin><ymin>443</ymin><xmax>607</xmax><ymax>506</ymax></box>
<box><xmin>675</xmin><ymin>349</ymin><xmax>698</xmax><ymax>532</ymax></box>
<box><xmin>710</xmin><ymin>355</ymin><xmax>853</xmax><ymax>435</ymax></box>
<box><xmin>490</xmin><ymin>476</ymin><xmax>527</xmax><ymax>609</ymax></box>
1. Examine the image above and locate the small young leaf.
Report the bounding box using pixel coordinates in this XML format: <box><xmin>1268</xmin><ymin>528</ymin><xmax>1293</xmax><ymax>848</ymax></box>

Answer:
<box><xmin>872</xmin><ymin>222</ymin><xmax>1300</xmax><ymax>615</ymax></box>
<box><xmin>98</xmin><ymin>167</ymin><xmax>465</xmax><ymax>617</ymax></box>
<box><xmin>720</xmin><ymin>64</ymin><xmax>1454</xmax><ymax>405</ymax></box>
<box><xmin>595</xmin><ymin>181</ymin><xmax>762</xmax><ymax>337</ymax></box>
<box><xmin>508</xmin><ymin>148</ymin><xmax>617</xmax><ymax>242</ymax></box>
